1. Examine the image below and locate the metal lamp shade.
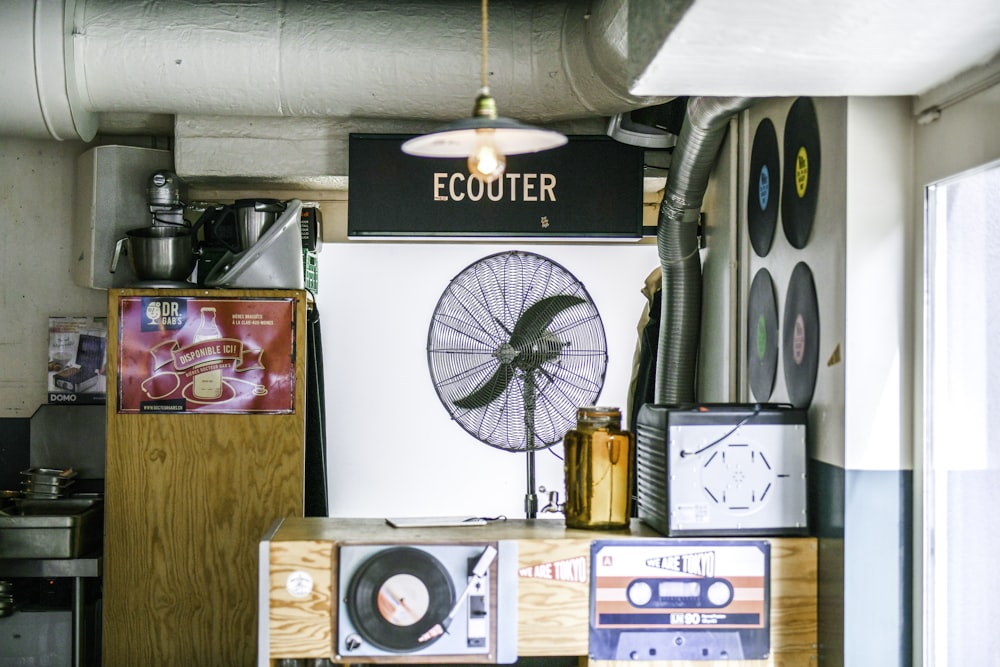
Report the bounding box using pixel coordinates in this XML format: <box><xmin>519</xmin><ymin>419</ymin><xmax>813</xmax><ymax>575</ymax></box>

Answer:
<box><xmin>401</xmin><ymin>115</ymin><xmax>568</xmax><ymax>158</ymax></box>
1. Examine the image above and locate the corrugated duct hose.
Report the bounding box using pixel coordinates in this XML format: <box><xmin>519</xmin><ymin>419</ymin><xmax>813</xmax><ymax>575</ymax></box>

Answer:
<box><xmin>655</xmin><ymin>97</ymin><xmax>753</xmax><ymax>404</ymax></box>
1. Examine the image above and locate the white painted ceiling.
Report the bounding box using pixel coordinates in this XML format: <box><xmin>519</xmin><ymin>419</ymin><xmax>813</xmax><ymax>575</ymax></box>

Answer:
<box><xmin>635</xmin><ymin>0</ymin><xmax>1000</xmax><ymax>98</ymax></box>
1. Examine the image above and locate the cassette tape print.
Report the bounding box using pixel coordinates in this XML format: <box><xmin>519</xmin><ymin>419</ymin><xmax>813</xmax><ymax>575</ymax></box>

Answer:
<box><xmin>589</xmin><ymin>540</ymin><xmax>770</xmax><ymax>661</ymax></box>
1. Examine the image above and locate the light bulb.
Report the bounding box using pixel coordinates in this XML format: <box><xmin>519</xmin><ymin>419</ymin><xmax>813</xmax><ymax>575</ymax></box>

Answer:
<box><xmin>467</xmin><ymin>130</ymin><xmax>506</xmax><ymax>183</ymax></box>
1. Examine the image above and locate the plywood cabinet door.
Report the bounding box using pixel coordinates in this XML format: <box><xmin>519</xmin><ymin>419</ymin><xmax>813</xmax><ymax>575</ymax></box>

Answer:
<box><xmin>103</xmin><ymin>289</ymin><xmax>307</xmax><ymax>666</ymax></box>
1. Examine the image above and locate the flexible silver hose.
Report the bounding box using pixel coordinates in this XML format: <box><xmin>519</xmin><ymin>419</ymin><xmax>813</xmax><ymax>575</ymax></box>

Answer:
<box><xmin>655</xmin><ymin>96</ymin><xmax>753</xmax><ymax>404</ymax></box>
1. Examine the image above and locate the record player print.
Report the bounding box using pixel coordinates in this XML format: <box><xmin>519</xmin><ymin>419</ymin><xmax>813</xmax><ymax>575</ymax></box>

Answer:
<box><xmin>336</xmin><ymin>543</ymin><xmax>508</xmax><ymax>662</ymax></box>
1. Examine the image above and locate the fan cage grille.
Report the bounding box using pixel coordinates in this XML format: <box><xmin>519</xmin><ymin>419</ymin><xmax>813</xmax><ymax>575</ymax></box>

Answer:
<box><xmin>427</xmin><ymin>250</ymin><xmax>608</xmax><ymax>452</ymax></box>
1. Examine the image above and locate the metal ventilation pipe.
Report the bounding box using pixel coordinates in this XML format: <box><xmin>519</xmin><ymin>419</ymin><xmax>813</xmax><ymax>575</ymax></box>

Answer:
<box><xmin>655</xmin><ymin>96</ymin><xmax>752</xmax><ymax>404</ymax></box>
<box><xmin>0</xmin><ymin>0</ymin><xmax>669</xmax><ymax>141</ymax></box>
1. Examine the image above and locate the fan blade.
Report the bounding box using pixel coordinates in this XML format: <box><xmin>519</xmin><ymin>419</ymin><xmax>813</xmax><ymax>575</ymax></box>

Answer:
<box><xmin>510</xmin><ymin>295</ymin><xmax>586</xmax><ymax>343</ymax></box>
<box><xmin>452</xmin><ymin>364</ymin><xmax>515</xmax><ymax>410</ymax></box>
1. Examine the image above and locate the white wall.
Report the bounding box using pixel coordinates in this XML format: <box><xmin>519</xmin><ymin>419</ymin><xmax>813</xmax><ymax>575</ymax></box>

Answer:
<box><xmin>316</xmin><ymin>241</ymin><xmax>659</xmax><ymax>520</ymax></box>
<box><xmin>844</xmin><ymin>96</ymin><xmax>914</xmax><ymax>471</ymax></box>
<box><xmin>741</xmin><ymin>97</ymin><xmax>849</xmax><ymax>468</ymax></box>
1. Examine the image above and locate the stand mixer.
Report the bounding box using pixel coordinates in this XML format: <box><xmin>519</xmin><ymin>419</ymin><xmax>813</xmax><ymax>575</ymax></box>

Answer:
<box><xmin>109</xmin><ymin>170</ymin><xmax>196</xmax><ymax>285</ymax></box>
<box><xmin>146</xmin><ymin>170</ymin><xmax>186</xmax><ymax>227</ymax></box>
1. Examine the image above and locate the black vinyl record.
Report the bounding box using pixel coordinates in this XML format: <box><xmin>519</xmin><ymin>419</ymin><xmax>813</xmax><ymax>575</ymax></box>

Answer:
<box><xmin>345</xmin><ymin>546</ymin><xmax>455</xmax><ymax>652</ymax></box>
<box><xmin>781</xmin><ymin>97</ymin><xmax>821</xmax><ymax>249</ymax></box>
<box><xmin>747</xmin><ymin>268</ymin><xmax>779</xmax><ymax>401</ymax></box>
<box><xmin>782</xmin><ymin>262</ymin><xmax>820</xmax><ymax>408</ymax></box>
<box><xmin>747</xmin><ymin>118</ymin><xmax>780</xmax><ymax>257</ymax></box>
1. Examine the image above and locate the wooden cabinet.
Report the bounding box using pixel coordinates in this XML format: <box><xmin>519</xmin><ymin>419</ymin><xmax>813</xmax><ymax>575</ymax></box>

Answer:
<box><xmin>261</xmin><ymin>518</ymin><xmax>818</xmax><ymax>666</ymax></box>
<box><xmin>103</xmin><ymin>289</ymin><xmax>307</xmax><ymax>666</ymax></box>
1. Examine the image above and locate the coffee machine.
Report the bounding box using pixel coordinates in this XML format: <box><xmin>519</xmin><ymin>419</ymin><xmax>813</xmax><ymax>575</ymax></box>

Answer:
<box><xmin>202</xmin><ymin>199</ymin><xmax>307</xmax><ymax>290</ymax></box>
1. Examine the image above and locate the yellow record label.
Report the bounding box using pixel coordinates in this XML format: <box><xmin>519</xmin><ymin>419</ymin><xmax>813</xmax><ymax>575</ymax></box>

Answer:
<box><xmin>795</xmin><ymin>146</ymin><xmax>809</xmax><ymax>198</ymax></box>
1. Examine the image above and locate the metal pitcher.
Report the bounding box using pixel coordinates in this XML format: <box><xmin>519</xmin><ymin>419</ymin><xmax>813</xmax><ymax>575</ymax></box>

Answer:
<box><xmin>235</xmin><ymin>198</ymin><xmax>286</xmax><ymax>251</ymax></box>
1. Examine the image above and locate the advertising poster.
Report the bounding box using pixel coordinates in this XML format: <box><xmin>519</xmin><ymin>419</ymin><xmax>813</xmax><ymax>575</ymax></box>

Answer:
<box><xmin>117</xmin><ymin>296</ymin><xmax>296</xmax><ymax>414</ymax></box>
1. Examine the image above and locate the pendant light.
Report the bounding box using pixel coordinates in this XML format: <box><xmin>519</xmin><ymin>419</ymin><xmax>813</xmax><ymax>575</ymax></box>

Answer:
<box><xmin>401</xmin><ymin>0</ymin><xmax>567</xmax><ymax>183</ymax></box>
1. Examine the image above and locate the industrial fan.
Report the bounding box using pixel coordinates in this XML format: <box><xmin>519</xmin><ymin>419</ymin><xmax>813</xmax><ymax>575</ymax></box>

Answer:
<box><xmin>427</xmin><ymin>250</ymin><xmax>608</xmax><ymax>517</ymax></box>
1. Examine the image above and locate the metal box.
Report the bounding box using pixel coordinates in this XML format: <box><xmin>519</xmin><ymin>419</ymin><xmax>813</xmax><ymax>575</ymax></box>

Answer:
<box><xmin>0</xmin><ymin>498</ymin><xmax>103</xmax><ymax>559</ymax></box>
<box><xmin>72</xmin><ymin>145</ymin><xmax>174</xmax><ymax>289</ymax></box>
<box><xmin>0</xmin><ymin>610</ymin><xmax>72</xmax><ymax>666</ymax></box>
<box><xmin>635</xmin><ymin>403</ymin><xmax>808</xmax><ymax>536</ymax></box>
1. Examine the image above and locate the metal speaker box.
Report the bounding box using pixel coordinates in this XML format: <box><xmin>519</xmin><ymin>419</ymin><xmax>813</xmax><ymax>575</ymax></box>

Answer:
<box><xmin>72</xmin><ymin>145</ymin><xmax>174</xmax><ymax>289</ymax></box>
<box><xmin>635</xmin><ymin>404</ymin><xmax>808</xmax><ymax>536</ymax></box>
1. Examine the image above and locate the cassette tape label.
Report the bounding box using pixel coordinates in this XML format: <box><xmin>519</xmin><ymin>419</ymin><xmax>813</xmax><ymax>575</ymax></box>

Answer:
<box><xmin>645</xmin><ymin>550</ymin><xmax>716</xmax><ymax>576</ymax></box>
<box><xmin>589</xmin><ymin>540</ymin><xmax>771</xmax><ymax>661</ymax></box>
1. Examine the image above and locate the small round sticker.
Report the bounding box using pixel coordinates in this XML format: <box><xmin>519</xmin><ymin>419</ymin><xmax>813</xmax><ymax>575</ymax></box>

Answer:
<box><xmin>286</xmin><ymin>570</ymin><xmax>314</xmax><ymax>599</ymax></box>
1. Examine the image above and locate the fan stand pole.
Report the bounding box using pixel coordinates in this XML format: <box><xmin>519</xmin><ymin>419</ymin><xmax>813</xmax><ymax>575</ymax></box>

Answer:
<box><xmin>524</xmin><ymin>373</ymin><xmax>538</xmax><ymax>519</ymax></box>
<box><xmin>525</xmin><ymin>447</ymin><xmax>538</xmax><ymax>519</ymax></box>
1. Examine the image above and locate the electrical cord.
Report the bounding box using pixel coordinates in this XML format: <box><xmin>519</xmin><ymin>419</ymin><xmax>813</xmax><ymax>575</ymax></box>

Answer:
<box><xmin>678</xmin><ymin>404</ymin><xmax>765</xmax><ymax>458</ymax></box>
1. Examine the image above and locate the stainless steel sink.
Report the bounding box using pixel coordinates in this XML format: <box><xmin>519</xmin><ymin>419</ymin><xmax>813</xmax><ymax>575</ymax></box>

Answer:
<box><xmin>0</xmin><ymin>496</ymin><xmax>103</xmax><ymax>559</ymax></box>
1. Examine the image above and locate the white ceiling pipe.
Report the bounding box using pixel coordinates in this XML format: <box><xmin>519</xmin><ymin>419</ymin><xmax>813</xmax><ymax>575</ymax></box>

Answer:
<box><xmin>0</xmin><ymin>0</ymin><xmax>672</xmax><ymax>141</ymax></box>
<box><xmin>0</xmin><ymin>0</ymin><xmax>98</xmax><ymax>141</ymax></box>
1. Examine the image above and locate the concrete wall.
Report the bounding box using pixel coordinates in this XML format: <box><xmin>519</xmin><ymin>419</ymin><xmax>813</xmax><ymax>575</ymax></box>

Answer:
<box><xmin>0</xmin><ymin>138</ymin><xmax>108</xmax><ymax>417</ymax></box>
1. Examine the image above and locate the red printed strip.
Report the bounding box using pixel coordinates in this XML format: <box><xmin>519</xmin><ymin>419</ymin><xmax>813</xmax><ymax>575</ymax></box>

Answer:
<box><xmin>518</xmin><ymin>556</ymin><xmax>588</xmax><ymax>584</ymax></box>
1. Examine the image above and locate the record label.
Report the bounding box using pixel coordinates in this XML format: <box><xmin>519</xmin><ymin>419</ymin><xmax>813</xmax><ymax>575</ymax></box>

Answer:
<box><xmin>377</xmin><ymin>573</ymin><xmax>430</xmax><ymax>626</ymax></box>
<box><xmin>759</xmin><ymin>165</ymin><xmax>770</xmax><ymax>210</ymax></box>
<box><xmin>793</xmin><ymin>314</ymin><xmax>806</xmax><ymax>364</ymax></box>
<box><xmin>756</xmin><ymin>316</ymin><xmax>766</xmax><ymax>357</ymax></box>
<box><xmin>781</xmin><ymin>97</ymin><xmax>821</xmax><ymax>249</ymax></box>
<box><xmin>747</xmin><ymin>268</ymin><xmax>778</xmax><ymax>402</ymax></box>
<box><xmin>794</xmin><ymin>146</ymin><xmax>809</xmax><ymax>198</ymax></box>
<box><xmin>782</xmin><ymin>262</ymin><xmax>820</xmax><ymax>408</ymax></box>
<box><xmin>747</xmin><ymin>118</ymin><xmax>780</xmax><ymax>257</ymax></box>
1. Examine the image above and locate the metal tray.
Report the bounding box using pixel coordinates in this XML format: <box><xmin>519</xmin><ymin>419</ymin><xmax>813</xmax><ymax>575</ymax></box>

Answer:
<box><xmin>0</xmin><ymin>497</ymin><xmax>103</xmax><ymax>559</ymax></box>
<box><xmin>20</xmin><ymin>468</ymin><xmax>78</xmax><ymax>484</ymax></box>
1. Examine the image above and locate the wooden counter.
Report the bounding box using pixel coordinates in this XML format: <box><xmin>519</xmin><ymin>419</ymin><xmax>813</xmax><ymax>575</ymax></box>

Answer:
<box><xmin>260</xmin><ymin>518</ymin><xmax>817</xmax><ymax>666</ymax></box>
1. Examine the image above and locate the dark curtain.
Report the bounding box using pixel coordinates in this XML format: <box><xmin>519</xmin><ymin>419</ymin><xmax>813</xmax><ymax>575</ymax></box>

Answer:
<box><xmin>629</xmin><ymin>288</ymin><xmax>660</xmax><ymax>517</ymax></box>
<box><xmin>304</xmin><ymin>302</ymin><xmax>328</xmax><ymax>516</ymax></box>
<box><xmin>630</xmin><ymin>288</ymin><xmax>661</xmax><ymax>432</ymax></box>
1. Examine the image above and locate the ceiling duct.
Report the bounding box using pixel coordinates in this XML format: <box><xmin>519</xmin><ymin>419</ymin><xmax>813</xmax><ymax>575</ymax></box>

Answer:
<box><xmin>0</xmin><ymin>0</ymin><xmax>676</xmax><ymax>142</ymax></box>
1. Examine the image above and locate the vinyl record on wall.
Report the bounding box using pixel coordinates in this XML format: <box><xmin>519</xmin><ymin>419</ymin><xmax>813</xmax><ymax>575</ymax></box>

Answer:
<box><xmin>747</xmin><ymin>118</ymin><xmax>780</xmax><ymax>257</ymax></box>
<box><xmin>782</xmin><ymin>261</ymin><xmax>820</xmax><ymax>408</ymax></box>
<box><xmin>345</xmin><ymin>546</ymin><xmax>455</xmax><ymax>652</ymax></box>
<box><xmin>781</xmin><ymin>97</ymin><xmax>821</xmax><ymax>249</ymax></box>
<box><xmin>747</xmin><ymin>267</ymin><xmax>779</xmax><ymax>401</ymax></box>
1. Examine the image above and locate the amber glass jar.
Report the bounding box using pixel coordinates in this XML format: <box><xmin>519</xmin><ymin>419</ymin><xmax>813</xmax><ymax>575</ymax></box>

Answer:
<box><xmin>563</xmin><ymin>406</ymin><xmax>634</xmax><ymax>529</ymax></box>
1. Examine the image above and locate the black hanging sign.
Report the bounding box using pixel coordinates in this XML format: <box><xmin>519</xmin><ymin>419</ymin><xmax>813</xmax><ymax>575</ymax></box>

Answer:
<box><xmin>347</xmin><ymin>134</ymin><xmax>643</xmax><ymax>238</ymax></box>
